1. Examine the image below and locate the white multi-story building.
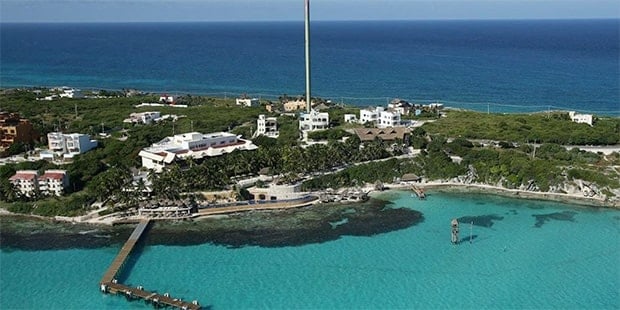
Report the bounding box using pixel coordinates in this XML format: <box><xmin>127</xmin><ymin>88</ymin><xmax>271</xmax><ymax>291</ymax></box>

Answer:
<box><xmin>359</xmin><ymin>107</ymin><xmax>381</xmax><ymax>125</ymax></box>
<box><xmin>8</xmin><ymin>170</ymin><xmax>39</xmax><ymax>197</ymax></box>
<box><xmin>47</xmin><ymin>132</ymin><xmax>98</xmax><ymax>159</ymax></box>
<box><xmin>299</xmin><ymin>110</ymin><xmax>329</xmax><ymax>131</ymax></box>
<box><xmin>123</xmin><ymin>111</ymin><xmax>162</xmax><ymax>124</ymax></box>
<box><xmin>8</xmin><ymin>170</ymin><xmax>69</xmax><ymax>197</ymax></box>
<box><xmin>359</xmin><ymin>107</ymin><xmax>402</xmax><ymax>128</ymax></box>
<box><xmin>255</xmin><ymin>115</ymin><xmax>279</xmax><ymax>138</ymax></box>
<box><xmin>377</xmin><ymin>110</ymin><xmax>401</xmax><ymax>128</ymax></box>
<box><xmin>344</xmin><ymin>114</ymin><xmax>358</xmax><ymax>123</ymax></box>
<box><xmin>568</xmin><ymin>111</ymin><xmax>593</xmax><ymax>126</ymax></box>
<box><xmin>236</xmin><ymin>98</ymin><xmax>260</xmax><ymax>107</ymax></box>
<box><xmin>387</xmin><ymin>99</ymin><xmax>412</xmax><ymax>115</ymax></box>
<box><xmin>138</xmin><ymin>131</ymin><xmax>258</xmax><ymax>172</ymax></box>
<box><xmin>38</xmin><ymin>170</ymin><xmax>70</xmax><ymax>196</ymax></box>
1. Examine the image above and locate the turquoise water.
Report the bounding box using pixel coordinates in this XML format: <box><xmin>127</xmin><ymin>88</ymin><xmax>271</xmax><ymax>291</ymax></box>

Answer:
<box><xmin>2</xmin><ymin>192</ymin><xmax>619</xmax><ymax>309</ymax></box>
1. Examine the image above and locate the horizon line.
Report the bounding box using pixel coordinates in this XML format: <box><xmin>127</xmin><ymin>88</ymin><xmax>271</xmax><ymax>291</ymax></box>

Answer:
<box><xmin>1</xmin><ymin>17</ymin><xmax>618</xmax><ymax>24</ymax></box>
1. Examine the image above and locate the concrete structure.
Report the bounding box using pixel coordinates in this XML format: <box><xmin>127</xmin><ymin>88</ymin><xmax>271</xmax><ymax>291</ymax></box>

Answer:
<box><xmin>344</xmin><ymin>114</ymin><xmax>358</xmax><ymax>123</ymax></box>
<box><xmin>568</xmin><ymin>111</ymin><xmax>593</xmax><ymax>126</ymax></box>
<box><xmin>360</xmin><ymin>107</ymin><xmax>381</xmax><ymax>125</ymax></box>
<box><xmin>47</xmin><ymin>132</ymin><xmax>98</xmax><ymax>159</ymax></box>
<box><xmin>0</xmin><ymin>112</ymin><xmax>38</xmax><ymax>152</ymax></box>
<box><xmin>8</xmin><ymin>169</ymin><xmax>69</xmax><ymax>197</ymax></box>
<box><xmin>236</xmin><ymin>98</ymin><xmax>260</xmax><ymax>107</ymax></box>
<box><xmin>388</xmin><ymin>99</ymin><xmax>412</xmax><ymax>115</ymax></box>
<box><xmin>378</xmin><ymin>109</ymin><xmax>401</xmax><ymax>128</ymax></box>
<box><xmin>283</xmin><ymin>99</ymin><xmax>310</xmax><ymax>112</ymax></box>
<box><xmin>39</xmin><ymin>170</ymin><xmax>70</xmax><ymax>196</ymax></box>
<box><xmin>254</xmin><ymin>115</ymin><xmax>279</xmax><ymax>138</ymax></box>
<box><xmin>248</xmin><ymin>183</ymin><xmax>303</xmax><ymax>201</ymax></box>
<box><xmin>123</xmin><ymin>111</ymin><xmax>161</xmax><ymax>124</ymax></box>
<box><xmin>359</xmin><ymin>107</ymin><xmax>402</xmax><ymax>128</ymax></box>
<box><xmin>8</xmin><ymin>170</ymin><xmax>39</xmax><ymax>197</ymax></box>
<box><xmin>299</xmin><ymin>110</ymin><xmax>329</xmax><ymax>131</ymax></box>
<box><xmin>138</xmin><ymin>131</ymin><xmax>257</xmax><ymax>172</ymax></box>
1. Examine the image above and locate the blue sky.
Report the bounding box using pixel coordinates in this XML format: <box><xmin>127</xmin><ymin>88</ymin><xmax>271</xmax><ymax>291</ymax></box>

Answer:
<box><xmin>1</xmin><ymin>0</ymin><xmax>619</xmax><ymax>23</ymax></box>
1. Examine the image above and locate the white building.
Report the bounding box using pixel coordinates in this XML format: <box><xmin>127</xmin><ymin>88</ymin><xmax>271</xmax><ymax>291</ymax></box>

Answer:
<box><xmin>568</xmin><ymin>111</ymin><xmax>593</xmax><ymax>126</ymax></box>
<box><xmin>38</xmin><ymin>170</ymin><xmax>70</xmax><ymax>196</ymax></box>
<box><xmin>8</xmin><ymin>170</ymin><xmax>39</xmax><ymax>197</ymax></box>
<box><xmin>377</xmin><ymin>109</ymin><xmax>401</xmax><ymax>128</ymax></box>
<box><xmin>255</xmin><ymin>115</ymin><xmax>279</xmax><ymax>138</ymax></box>
<box><xmin>58</xmin><ymin>88</ymin><xmax>84</xmax><ymax>99</ymax></box>
<box><xmin>8</xmin><ymin>170</ymin><xmax>69</xmax><ymax>197</ymax></box>
<box><xmin>138</xmin><ymin>131</ymin><xmax>258</xmax><ymax>172</ymax></box>
<box><xmin>344</xmin><ymin>114</ymin><xmax>358</xmax><ymax>123</ymax></box>
<box><xmin>123</xmin><ymin>111</ymin><xmax>162</xmax><ymax>124</ymax></box>
<box><xmin>387</xmin><ymin>99</ymin><xmax>412</xmax><ymax>115</ymax></box>
<box><xmin>47</xmin><ymin>132</ymin><xmax>98</xmax><ymax>159</ymax></box>
<box><xmin>159</xmin><ymin>94</ymin><xmax>175</xmax><ymax>104</ymax></box>
<box><xmin>236</xmin><ymin>98</ymin><xmax>260</xmax><ymax>107</ymax></box>
<box><xmin>360</xmin><ymin>107</ymin><xmax>381</xmax><ymax>125</ymax></box>
<box><xmin>299</xmin><ymin>110</ymin><xmax>329</xmax><ymax>131</ymax></box>
<box><xmin>359</xmin><ymin>107</ymin><xmax>401</xmax><ymax>128</ymax></box>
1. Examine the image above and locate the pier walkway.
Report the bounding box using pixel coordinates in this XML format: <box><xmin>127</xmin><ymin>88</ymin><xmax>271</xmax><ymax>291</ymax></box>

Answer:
<box><xmin>99</xmin><ymin>219</ymin><xmax>201</xmax><ymax>309</ymax></box>
<box><xmin>100</xmin><ymin>219</ymin><xmax>150</xmax><ymax>284</ymax></box>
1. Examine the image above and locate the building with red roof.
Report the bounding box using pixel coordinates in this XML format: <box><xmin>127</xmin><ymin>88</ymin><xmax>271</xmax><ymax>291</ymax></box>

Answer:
<box><xmin>8</xmin><ymin>169</ymin><xmax>69</xmax><ymax>197</ymax></box>
<box><xmin>39</xmin><ymin>170</ymin><xmax>70</xmax><ymax>196</ymax></box>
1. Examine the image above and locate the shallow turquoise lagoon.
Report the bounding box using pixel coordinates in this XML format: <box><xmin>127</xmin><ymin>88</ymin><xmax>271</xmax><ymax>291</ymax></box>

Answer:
<box><xmin>2</xmin><ymin>192</ymin><xmax>619</xmax><ymax>309</ymax></box>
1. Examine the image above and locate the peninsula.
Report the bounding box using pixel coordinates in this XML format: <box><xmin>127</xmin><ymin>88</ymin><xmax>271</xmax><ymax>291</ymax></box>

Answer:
<box><xmin>0</xmin><ymin>88</ymin><xmax>618</xmax><ymax>226</ymax></box>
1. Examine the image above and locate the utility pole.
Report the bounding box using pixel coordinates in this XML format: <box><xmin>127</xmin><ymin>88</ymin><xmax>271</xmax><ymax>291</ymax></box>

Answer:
<box><xmin>304</xmin><ymin>0</ymin><xmax>311</xmax><ymax>114</ymax></box>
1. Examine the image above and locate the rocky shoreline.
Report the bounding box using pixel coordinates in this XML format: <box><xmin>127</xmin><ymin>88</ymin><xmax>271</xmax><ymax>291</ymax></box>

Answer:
<box><xmin>1</xmin><ymin>179</ymin><xmax>617</xmax><ymax>250</ymax></box>
<box><xmin>417</xmin><ymin>182</ymin><xmax>618</xmax><ymax>209</ymax></box>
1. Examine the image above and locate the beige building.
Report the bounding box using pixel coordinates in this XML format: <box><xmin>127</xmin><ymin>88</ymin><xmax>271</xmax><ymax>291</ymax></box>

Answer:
<box><xmin>283</xmin><ymin>99</ymin><xmax>310</xmax><ymax>112</ymax></box>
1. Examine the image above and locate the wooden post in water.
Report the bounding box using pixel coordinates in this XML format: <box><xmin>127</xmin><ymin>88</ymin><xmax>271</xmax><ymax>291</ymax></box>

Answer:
<box><xmin>451</xmin><ymin>218</ymin><xmax>459</xmax><ymax>244</ymax></box>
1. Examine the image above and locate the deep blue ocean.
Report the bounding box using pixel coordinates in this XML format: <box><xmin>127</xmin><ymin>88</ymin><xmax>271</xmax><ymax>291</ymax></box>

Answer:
<box><xmin>1</xmin><ymin>20</ymin><xmax>619</xmax><ymax>114</ymax></box>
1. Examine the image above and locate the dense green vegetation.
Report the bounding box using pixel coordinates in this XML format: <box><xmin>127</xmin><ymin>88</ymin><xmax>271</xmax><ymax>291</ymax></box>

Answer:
<box><xmin>424</xmin><ymin>111</ymin><xmax>620</xmax><ymax>145</ymax></box>
<box><xmin>303</xmin><ymin>138</ymin><xmax>619</xmax><ymax>195</ymax></box>
<box><xmin>0</xmin><ymin>90</ymin><xmax>618</xmax><ymax>216</ymax></box>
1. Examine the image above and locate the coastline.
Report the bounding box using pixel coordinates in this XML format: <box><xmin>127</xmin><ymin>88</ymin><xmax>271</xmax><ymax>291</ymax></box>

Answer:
<box><xmin>381</xmin><ymin>181</ymin><xmax>618</xmax><ymax>209</ymax></box>
<box><xmin>1</xmin><ymin>180</ymin><xmax>617</xmax><ymax>227</ymax></box>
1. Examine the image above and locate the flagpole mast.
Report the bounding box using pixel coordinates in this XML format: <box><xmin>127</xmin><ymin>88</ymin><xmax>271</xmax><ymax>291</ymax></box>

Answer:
<box><xmin>304</xmin><ymin>0</ymin><xmax>311</xmax><ymax>114</ymax></box>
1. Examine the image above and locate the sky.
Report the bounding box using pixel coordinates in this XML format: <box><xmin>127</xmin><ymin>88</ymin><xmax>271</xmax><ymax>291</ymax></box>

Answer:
<box><xmin>1</xmin><ymin>0</ymin><xmax>619</xmax><ymax>23</ymax></box>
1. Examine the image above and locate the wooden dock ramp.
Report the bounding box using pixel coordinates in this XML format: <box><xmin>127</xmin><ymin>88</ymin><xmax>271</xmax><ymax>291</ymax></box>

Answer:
<box><xmin>99</xmin><ymin>219</ymin><xmax>202</xmax><ymax>309</ymax></box>
<box><xmin>100</xmin><ymin>219</ymin><xmax>150</xmax><ymax>284</ymax></box>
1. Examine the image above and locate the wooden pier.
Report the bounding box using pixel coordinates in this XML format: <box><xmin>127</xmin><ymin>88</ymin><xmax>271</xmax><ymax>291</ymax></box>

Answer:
<box><xmin>100</xmin><ymin>219</ymin><xmax>151</xmax><ymax>284</ymax></box>
<box><xmin>104</xmin><ymin>282</ymin><xmax>201</xmax><ymax>310</ymax></box>
<box><xmin>99</xmin><ymin>219</ymin><xmax>201</xmax><ymax>309</ymax></box>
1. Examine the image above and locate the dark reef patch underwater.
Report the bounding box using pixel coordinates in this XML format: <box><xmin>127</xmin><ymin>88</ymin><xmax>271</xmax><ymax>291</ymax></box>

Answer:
<box><xmin>0</xmin><ymin>199</ymin><xmax>423</xmax><ymax>250</ymax></box>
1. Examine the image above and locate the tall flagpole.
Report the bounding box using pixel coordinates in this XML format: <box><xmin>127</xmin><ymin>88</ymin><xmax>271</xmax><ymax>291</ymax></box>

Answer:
<box><xmin>304</xmin><ymin>0</ymin><xmax>311</xmax><ymax>114</ymax></box>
